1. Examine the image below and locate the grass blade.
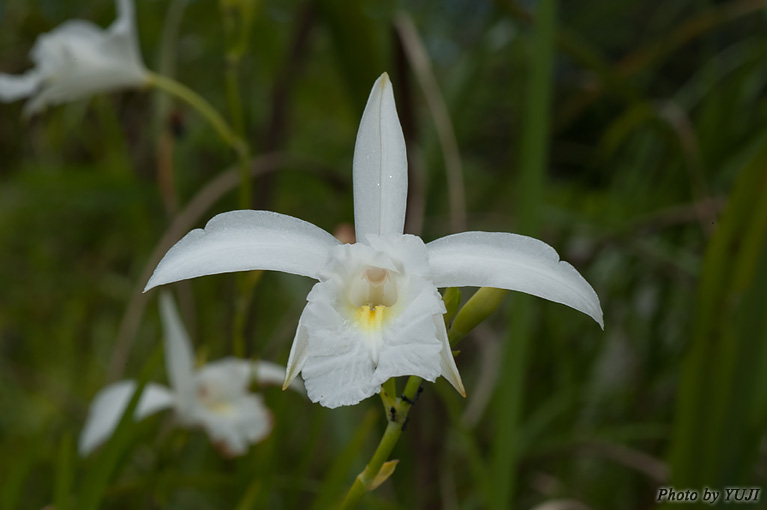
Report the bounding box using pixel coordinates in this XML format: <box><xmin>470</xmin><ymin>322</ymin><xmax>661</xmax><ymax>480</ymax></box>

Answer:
<box><xmin>492</xmin><ymin>0</ymin><xmax>557</xmax><ymax>508</ymax></box>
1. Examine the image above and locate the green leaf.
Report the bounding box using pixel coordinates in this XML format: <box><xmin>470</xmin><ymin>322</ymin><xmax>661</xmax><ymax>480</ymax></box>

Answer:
<box><xmin>315</xmin><ymin>0</ymin><xmax>385</xmax><ymax>108</ymax></box>
<box><xmin>78</xmin><ymin>346</ymin><xmax>163</xmax><ymax>510</ymax></box>
<box><xmin>667</xmin><ymin>135</ymin><xmax>767</xmax><ymax>500</ymax></box>
<box><xmin>54</xmin><ymin>432</ymin><xmax>74</xmax><ymax>510</ymax></box>
<box><xmin>314</xmin><ymin>409</ymin><xmax>378</xmax><ymax>510</ymax></box>
<box><xmin>492</xmin><ymin>1</ymin><xmax>557</xmax><ymax>508</ymax></box>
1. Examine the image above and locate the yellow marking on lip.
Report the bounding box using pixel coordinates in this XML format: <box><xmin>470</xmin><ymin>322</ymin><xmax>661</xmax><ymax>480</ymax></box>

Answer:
<box><xmin>206</xmin><ymin>401</ymin><xmax>234</xmax><ymax>415</ymax></box>
<box><xmin>198</xmin><ymin>386</ymin><xmax>234</xmax><ymax>415</ymax></box>
<box><xmin>357</xmin><ymin>305</ymin><xmax>386</xmax><ymax>331</ymax></box>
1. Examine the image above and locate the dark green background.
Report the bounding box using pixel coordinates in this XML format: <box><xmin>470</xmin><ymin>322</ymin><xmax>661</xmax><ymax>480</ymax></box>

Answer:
<box><xmin>1</xmin><ymin>0</ymin><xmax>766</xmax><ymax>508</ymax></box>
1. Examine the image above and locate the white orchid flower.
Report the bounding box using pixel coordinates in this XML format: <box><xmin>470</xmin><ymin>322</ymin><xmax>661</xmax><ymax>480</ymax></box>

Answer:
<box><xmin>79</xmin><ymin>293</ymin><xmax>302</xmax><ymax>457</ymax></box>
<box><xmin>144</xmin><ymin>73</ymin><xmax>603</xmax><ymax>409</ymax></box>
<box><xmin>0</xmin><ymin>0</ymin><xmax>148</xmax><ymax>116</ymax></box>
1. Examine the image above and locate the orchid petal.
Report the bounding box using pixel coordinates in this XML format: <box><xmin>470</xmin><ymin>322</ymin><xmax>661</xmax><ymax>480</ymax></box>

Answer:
<box><xmin>372</xmin><ymin>282</ymin><xmax>446</xmax><ymax>387</ymax></box>
<box><xmin>353</xmin><ymin>73</ymin><xmax>408</xmax><ymax>239</ymax></box>
<box><xmin>0</xmin><ymin>72</ymin><xmax>40</xmax><ymax>102</ymax></box>
<box><xmin>297</xmin><ymin>295</ymin><xmax>381</xmax><ymax>408</ymax></box>
<box><xmin>159</xmin><ymin>292</ymin><xmax>196</xmax><ymax>411</ymax></box>
<box><xmin>103</xmin><ymin>0</ymin><xmax>146</xmax><ymax>79</ymax></box>
<box><xmin>300</xmin><ymin>341</ymin><xmax>380</xmax><ymax>408</ymax></box>
<box><xmin>283</xmin><ymin>310</ymin><xmax>310</xmax><ymax>390</ymax></box>
<box><xmin>111</xmin><ymin>0</ymin><xmax>138</xmax><ymax>40</ymax></box>
<box><xmin>144</xmin><ymin>210</ymin><xmax>341</xmax><ymax>291</ymax></box>
<box><xmin>194</xmin><ymin>358</ymin><xmax>252</xmax><ymax>398</ymax></box>
<box><xmin>427</xmin><ymin>232</ymin><xmax>604</xmax><ymax>327</ymax></box>
<box><xmin>194</xmin><ymin>394</ymin><xmax>273</xmax><ymax>456</ymax></box>
<box><xmin>78</xmin><ymin>380</ymin><xmax>174</xmax><ymax>456</ymax></box>
<box><xmin>435</xmin><ymin>316</ymin><xmax>466</xmax><ymax>396</ymax></box>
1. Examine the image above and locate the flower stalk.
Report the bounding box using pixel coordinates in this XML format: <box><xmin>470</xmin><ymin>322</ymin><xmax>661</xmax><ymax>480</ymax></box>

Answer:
<box><xmin>146</xmin><ymin>71</ymin><xmax>247</xmax><ymax>160</ymax></box>
<box><xmin>339</xmin><ymin>285</ymin><xmax>507</xmax><ymax>508</ymax></box>
<box><xmin>219</xmin><ymin>0</ymin><xmax>253</xmax><ymax>210</ymax></box>
<box><xmin>340</xmin><ymin>376</ymin><xmax>423</xmax><ymax>509</ymax></box>
<box><xmin>218</xmin><ymin>0</ymin><xmax>257</xmax><ymax>357</ymax></box>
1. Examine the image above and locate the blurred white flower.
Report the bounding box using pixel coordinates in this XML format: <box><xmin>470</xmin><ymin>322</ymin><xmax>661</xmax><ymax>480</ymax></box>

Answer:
<box><xmin>144</xmin><ymin>73</ymin><xmax>603</xmax><ymax>408</ymax></box>
<box><xmin>79</xmin><ymin>293</ymin><xmax>302</xmax><ymax>456</ymax></box>
<box><xmin>0</xmin><ymin>0</ymin><xmax>148</xmax><ymax>116</ymax></box>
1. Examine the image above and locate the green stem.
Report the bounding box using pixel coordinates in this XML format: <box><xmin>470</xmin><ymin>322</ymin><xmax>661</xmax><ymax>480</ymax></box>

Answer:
<box><xmin>147</xmin><ymin>70</ymin><xmax>253</xmax><ymax>354</ymax></box>
<box><xmin>341</xmin><ymin>422</ymin><xmax>400</xmax><ymax>507</ymax></box>
<box><xmin>235</xmin><ymin>147</ymin><xmax>252</xmax><ymax>216</ymax></box>
<box><xmin>219</xmin><ymin>0</ymin><xmax>251</xmax><ymax>210</ymax></box>
<box><xmin>232</xmin><ymin>279</ymin><xmax>247</xmax><ymax>358</ymax></box>
<box><xmin>340</xmin><ymin>284</ymin><xmax>507</xmax><ymax>508</ymax></box>
<box><xmin>232</xmin><ymin>269</ymin><xmax>261</xmax><ymax>357</ymax></box>
<box><xmin>146</xmin><ymin>71</ymin><xmax>246</xmax><ymax>157</ymax></box>
<box><xmin>382</xmin><ymin>378</ymin><xmax>396</xmax><ymax>400</ymax></box>
<box><xmin>492</xmin><ymin>0</ymin><xmax>556</xmax><ymax>507</ymax></box>
<box><xmin>340</xmin><ymin>376</ymin><xmax>422</xmax><ymax>509</ymax></box>
<box><xmin>219</xmin><ymin>0</ymin><xmax>254</xmax><ymax>355</ymax></box>
<box><xmin>152</xmin><ymin>0</ymin><xmax>189</xmax><ymax>215</ymax></box>
<box><xmin>224</xmin><ymin>56</ymin><xmax>245</xmax><ymax>136</ymax></box>
<box><xmin>228</xmin><ymin>75</ymin><xmax>251</xmax><ymax>209</ymax></box>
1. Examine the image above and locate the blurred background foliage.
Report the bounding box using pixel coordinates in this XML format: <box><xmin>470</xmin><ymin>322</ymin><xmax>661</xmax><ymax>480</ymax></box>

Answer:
<box><xmin>1</xmin><ymin>0</ymin><xmax>766</xmax><ymax>508</ymax></box>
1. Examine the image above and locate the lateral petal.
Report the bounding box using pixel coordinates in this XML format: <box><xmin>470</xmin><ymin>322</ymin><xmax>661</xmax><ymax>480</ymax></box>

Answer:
<box><xmin>144</xmin><ymin>210</ymin><xmax>341</xmax><ymax>291</ymax></box>
<box><xmin>0</xmin><ymin>72</ymin><xmax>40</xmax><ymax>102</ymax></box>
<box><xmin>434</xmin><ymin>316</ymin><xmax>466</xmax><ymax>397</ymax></box>
<box><xmin>78</xmin><ymin>380</ymin><xmax>174</xmax><ymax>456</ymax></box>
<box><xmin>252</xmin><ymin>360</ymin><xmax>287</xmax><ymax>386</ymax></box>
<box><xmin>283</xmin><ymin>308</ymin><xmax>311</xmax><ymax>391</ymax></box>
<box><xmin>427</xmin><ymin>232</ymin><xmax>604</xmax><ymax>328</ymax></box>
<box><xmin>159</xmin><ymin>292</ymin><xmax>196</xmax><ymax>411</ymax></box>
<box><xmin>353</xmin><ymin>73</ymin><xmax>408</xmax><ymax>239</ymax></box>
<box><xmin>196</xmin><ymin>357</ymin><xmax>305</xmax><ymax>402</ymax></box>
<box><xmin>203</xmin><ymin>357</ymin><xmax>250</xmax><ymax>378</ymax></box>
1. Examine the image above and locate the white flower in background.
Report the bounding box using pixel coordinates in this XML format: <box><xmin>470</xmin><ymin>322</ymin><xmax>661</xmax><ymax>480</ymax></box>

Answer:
<box><xmin>79</xmin><ymin>293</ymin><xmax>302</xmax><ymax>456</ymax></box>
<box><xmin>0</xmin><ymin>0</ymin><xmax>148</xmax><ymax>116</ymax></box>
<box><xmin>144</xmin><ymin>73</ymin><xmax>603</xmax><ymax>408</ymax></box>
